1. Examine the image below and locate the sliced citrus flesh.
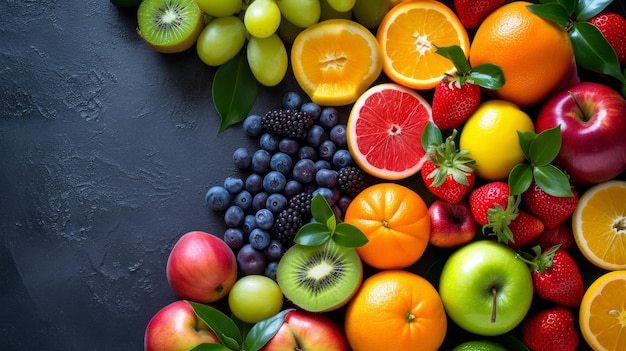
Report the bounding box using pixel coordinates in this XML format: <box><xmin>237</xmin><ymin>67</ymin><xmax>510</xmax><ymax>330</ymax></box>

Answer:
<box><xmin>291</xmin><ymin>19</ymin><xmax>382</xmax><ymax>106</ymax></box>
<box><xmin>579</xmin><ymin>270</ymin><xmax>626</xmax><ymax>351</ymax></box>
<box><xmin>376</xmin><ymin>0</ymin><xmax>470</xmax><ymax>90</ymax></box>
<box><xmin>573</xmin><ymin>180</ymin><xmax>626</xmax><ymax>271</ymax></box>
<box><xmin>346</xmin><ymin>83</ymin><xmax>432</xmax><ymax>180</ymax></box>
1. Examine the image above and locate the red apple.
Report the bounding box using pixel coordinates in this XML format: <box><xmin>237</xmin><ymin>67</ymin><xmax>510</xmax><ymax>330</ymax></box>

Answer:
<box><xmin>428</xmin><ymin>199</ymin><xmax>477</xmax><ymax>248</ymax></box>
<box><xmin>260</xmin><ymin>310</ymin><xmax>350</xmax><ymax>351</ymax></box>
<box><xmin>536</xmin><ymin>82</ymin><xmax>626</xmax><ymax>184</ymax></box>
<box><xmin>144</xmin><ymin>300</ymin><xmax>219</xmax><ymax>351</ymax></box>
<box><xmin>167</xmin><ymin>231</ymin><xmax>237</xmax><ymax>303</ymax></box>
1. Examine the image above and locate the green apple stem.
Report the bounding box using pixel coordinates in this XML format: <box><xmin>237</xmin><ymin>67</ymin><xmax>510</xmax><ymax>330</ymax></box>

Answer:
<box><xmin>491</xmin><ymin>287</ymin><xmax>497</xmax><ymax>323</ymax></box>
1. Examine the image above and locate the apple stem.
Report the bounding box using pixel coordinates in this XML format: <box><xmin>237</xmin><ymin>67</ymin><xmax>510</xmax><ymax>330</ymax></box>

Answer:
<box><xmin>569</xmin><ymin>91</ymin><xmax>590</xmax><ymax>121</ymax></box>
<box><xmin>491</xmin><ymin>287</ymin><xmax>497</xmax><ymax>323</ymax></box>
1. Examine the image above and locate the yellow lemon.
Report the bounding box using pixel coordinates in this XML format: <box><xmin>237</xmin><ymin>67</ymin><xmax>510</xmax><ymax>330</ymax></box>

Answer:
<box><xmin>459</xmin><ymin>100</ymin><xmax>534</xmax><ymax>180</ymax></box>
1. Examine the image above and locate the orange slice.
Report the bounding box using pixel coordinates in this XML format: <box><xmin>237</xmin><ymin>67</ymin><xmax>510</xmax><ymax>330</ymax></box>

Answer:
<box><xmin>346</xmin><ymin>83</ymin><xmax>432</xmax><ymax>180</ymax></box>
<box><xmin>291</xmin><ymin>19</ymin><xmax>382</xmax><ymax>106</ymax></box>
<box><xmin>579</xmin><ymin>270</ymin><xmax>626</xmax><ymax>351</ymax></box>
<box><xmin>376</xmin><ymin>0</ymin><xmax>470</xmax><ymax>90</ymax></box>
<box><xmin>573</xmin><ymin>180</ymin><xmax>626</xmax><ymax>271</ymax></box>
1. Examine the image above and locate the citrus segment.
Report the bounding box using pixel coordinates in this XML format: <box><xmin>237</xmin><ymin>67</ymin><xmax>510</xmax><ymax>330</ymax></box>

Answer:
<box><xmin>579</xmin><ymin>270</ymin><xmax>626</xmax><ymax>351</ymax></box>
<box><xmin>376</xmin><ymin>0</ymin><xmax>470</xmax><ymax>90</ymax></box>
<box><xmin>291</xmin><ymin>19</ymin><xmax>382</xmax><ymax>106</ymax></box>
<box><xmin>346</xmin><ymin>83</ymin><xmax>432</xmax><ymax>180</ymax></box>
<box><xmin>573</xmin><ymin>180</ymin><xmax>626</xmax><ymax>271</ymax></box>
<box><xmin>345</xmin><ymin>270</ymin><xmax>447</xmax><ymax>351</ymax></box>
<box><xmin>469</xmin><ymin>1</ymin><xmax>574</xmax><ymax>107</ymax></box>
<box><xmin>343</xmin><ymin>183</ymin><xmax>431</xmax><ymax>269</ymax></box>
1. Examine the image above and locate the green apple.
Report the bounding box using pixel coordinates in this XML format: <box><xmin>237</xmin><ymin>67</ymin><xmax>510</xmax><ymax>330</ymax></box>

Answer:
<box><xmin>439</xmin><ymin>240</ymin><xmax>533</xmax><ymax>336</ymax></box>
<box><xmin>451</xmin><ymin>340</ymin><xmax>507</xmax><ymax>351</ymax></box>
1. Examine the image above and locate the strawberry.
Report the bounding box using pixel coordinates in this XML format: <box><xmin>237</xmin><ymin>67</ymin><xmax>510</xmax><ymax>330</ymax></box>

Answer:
<box><xmin>468</xmin><ymin>181</ymin><xmax>510</xmax><ymax>225</ymax></box>
<box><xmin>421</xmin><ymin>122</ymin><xmax>476</xmax><ymax>204</ymax></box>
<box><xmin>454</xmin><ymin>0</ymin><xmax>505</xmax><ymax>29</ymax></box>
<box><xmin>521</xmin><ymin>306</ymin><xmax>579</xmax><ymax>351</ymax></box>
<box><xmin>504</xmin><ymin>209</ymin><xmax>544</xmax><ymax>249</ymax></box>
<box><xmin>531</xmin><ymin>222</ymin><xmax>575</xmax><ymax>253</ymax></box>
<box><xmin>483</xmin><ymin>196</ymin><xmax>544</xmax><ymax>249</ymax></box>
<box><xmin>518</xmin><ymin>245</ymin><xmax>584</xmax><ymax>307</ymax></box>
<box><xmin>588</xmin><ymin>12</ymin><xmax>626</xmax><ymax>64</ymax></box>
<box><xmin>522</xmin><ymin>182</ymin><xmax>579</xmax><ymax>229</ymax></box>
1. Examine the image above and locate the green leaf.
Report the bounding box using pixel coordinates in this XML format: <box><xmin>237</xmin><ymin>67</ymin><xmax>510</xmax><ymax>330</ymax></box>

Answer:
<box><xmin>294</xmin><ymin>222</ymin><xmax>331</xmax><ymax>246</ymax></box>
<box><xmin>517</xmin><ymin>130</ymin><xmax>536</xmax><ymax>159</ymax></box>
<box><xmin>243</xmin><ymin>309</ymin><xmax>293</xmax><ymax>351</ymax></box>
<box><xmin>570</xmin><ymin>22</ymin><xmax>626</xmax><ymax>83</ymax></box>
<box><xmin>468</xmin><ymin>63</ymin><xmax>505</xmax><ymax>90</ymax></box>
<box><xmin>575</xmin><ymin>0</ymin><xmax>613</xmax><ymax>21</ymax></box>
<box><xmin>508</xmin><ymin>163</ymin><xmax>533</xmax><ymax>196</ymax></box>
<box><xmin>332</xmin><ymin>222</ymin><xmax>369</xmax><ymax>248</ymax></box>
<box><xmin>326</xmin><ymin>215</ymin><xmax>337</xmax><ymax>234</ymax></box>
<box><xmin>534</xmin><ymin>164</ymin><xmax>574</xmax><ymax>197</ymax></box>
<box><xmin>213</xmin><ymin>53</ymin><xmax>259</xmax><ymax>133</ymax></box>
<box><xmin>527</xmin><ymin>3</ymin><xmax>571</xmax><ymax>27</ymax></box>
<box><xmin>189</xmin><ymin>301</ymin><xmax>242</xmax><ymax>349</ymax></box>
<box><xmin>190</xmin><ymin>343</ymin><xmax>234</xmax><ymax>351</ymax></box>
<box><xmin>421</xmin><ymin>121</ymin><xmax>442</xmax><ymax>152</ymax></box>
<box><xmin>311</xmin><ymin>193</ymin><xmax>334</xmax><ymax>224</ymax></box>
<box><xmin>434</xmin><ymin>45</ymin><xmax>471</xmax><ymax>74</ymax></box>
<box><xmin>528</xmin><ymin>126</ymin><xmax>562</xmax><ymax>166</ymax></box>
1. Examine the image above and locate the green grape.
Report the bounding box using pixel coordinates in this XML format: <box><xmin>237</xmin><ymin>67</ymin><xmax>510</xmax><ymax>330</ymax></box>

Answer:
<box><xmin>277</xmin><ymin>0</ymin><xmax>321</xmax><ymax>28</ymax></box>
<box><xmin>352</xmin><ymin>0</ymin><xmax>388</xmax><ymax>29</ymax></box>
<box><xmin>244</xmin><ymin>0</ymin><xmax>281</xmax><ymax>38</ymax></box>
<box><xmin>320</xmin><ymin>0</ymin><xmax>352</xmax><ymax>20</ymax></box>
<box><xmin>247</xmin><ymin>33</ymin><xmax>288</xmax><ymax>87</ymax></box>
<box><xmin>277</xmin><ymin>15</ymin><xmax>305</xmax><ymax>45</ymax></box>
<box><xmin>326</xmin><ymin>0</ymin><xmax>355</xmax><ymax>12</ymax></box>
<box><xmin>196</xmin><ymin>16</ymin><xmax>246</xmax><ymax>66</ymax></box>
<box><xmin>195</xmin><ymin>0</ymin><xmax>242</xmax><ymax>17</ymax></box>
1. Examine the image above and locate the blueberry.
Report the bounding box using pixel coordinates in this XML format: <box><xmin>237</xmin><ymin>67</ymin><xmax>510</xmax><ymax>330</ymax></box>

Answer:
<box><xmin>205</xmin><ymin>186</ymin><xmax>231</xmax><ymax>211</ymax></box>
<box><xmin>233</xmin><ymin>147</ymin><xmax>252</xmax><ymax>169</ymax></box>
<box><xmin>234</xmin><ymin>190</ymin><xmax>253</xmax><ymax>210</ymax></box>
<box><xmin>255</xmin><ymin>208</ymin><xmax>274</xmax><ymax>230</ymax></box>
<box><xmin>329</xmin><ymin>124</ymin><xmax>347</xmax><ymax>147</ymax></box>
<box><xmin>265</xmin><ymin>261</ymin><xmax>279</xmax><ymax>280</ymax></box>
<box><xmin>315</xmin><ymin>168</ymin><xmax>338</xmax><ymax>187</ymax></box>
<box><xmin>224</xmin><ymin>176</ymin><xmax>245</xmax><ymax>194</ymax></box>
<box><xmin>300</xmin><ymin>102</ymin><xmax>322</xmax><ymax>119</ymax></box>
<box><xmin>224</xmin><ymin>227</ymin><xmax>244</xmax><ymax>250</ymax></box>
<box><xmin>249</xmin><ymin>228</ymin><xmax>271</xmax><ymax>250</ymax></box>
<box><xmin>319</xmin><ymin>107</ymin><xmax>340</xmax><ymax>129</ymax></box>
<box><xmin>252</xmin><ymin>192</ymin><xmax>270</xmax><ymax>212</ymax></box>
<box><xmin>318</xmin><ymin>140</ymin><xmax>337</xmax><ymax>161</ymax></box>
<box><xmin>242</xmin><ymin>214</ymin><xmax>258</xmax><ymax>234</ymax></box>
<box><xmin>237</xmin><ymin>244</ymin><xmax>267</xmax><ymax>276</ymax></box>
<box><xmin>282</xmin><ymin>91</ymin><xmax>303</xmax><ymax>110</ymax></box>
<box><xmin>270</xmin><ymin>152</ymin><xmax>293</xmax><ymax>175</ymax></box>
<box><xmin>278</xmin><ymin>138</ymin><xmax>300</xmax><ymax>155</ymax></box>
<box><xmin>243</xmin><ymin>114</ymin><xmax>264</xmax><ymax>137</ymax></box>
<box><xmin>306</xmin><ymin>125</ymin><xmax>327</xmax><ymax>147</ymax></box>
<box><xmin>315</xmin><ymin>159</ymin><xmax>331</xmax><ymax>171</ymax></box>
<box><xmin>245</xmin><ymin>173</ymin><xmax>264</xmax><ymax>194</ymax></box>
<box><xmin>265</xmin><ymin>240</ymin><xmax>284</xmax><ymax>261</ymax></box>
<box><xmin>292</xmin><ymin>159</ymin><xmax>317</xmax><ymax>184</ymax></box>
<box><xmin>331</xmin><ymin>204</ymin><xmax>343</xmax><ymax>220</ymax></box>
<box><xmin>251</xmin><ymin>149</ymin><xmax>271</xmax><ymax>175</ymax></box>
<box><xmin>263</xmin><ymin>171</ymin><xmax>287</xmax><ymax>193</ymax></box>
<box><xmin>224</xmin><ymin>205</ymin><xmax>245</xmax><ymax>227</ymax></box>
<box><xmin>332</xmin><ymin>149</ymin><xmax>353</xmax><ymax>168</ymax></box>
<box><xmin>298</xmin><ymin>145</ymin><xmax>317</xmax><ymax>161</ymax></box>
<box><xmin>266</xmin><ymin>193</ymin><xmax>288</xmax><ymax>214</ymax></box>
<box><xmin>284</xmin><ymin>180</ymin><xmax>304</xmax><ymax>198</ymax></box>
<box><xmin>336</xmin><ymin>195</ymin><xmax>352</xmax><ymax>215</ymax></box>
<box><xmin>313</xmin><ymin>187</ymin><xmax>340</xmax><ymax>206</ymax></box>
<box><xmin>260</xmin><ymin>133</ymin><xmax>280</xmax><ymax>152</ymax></box>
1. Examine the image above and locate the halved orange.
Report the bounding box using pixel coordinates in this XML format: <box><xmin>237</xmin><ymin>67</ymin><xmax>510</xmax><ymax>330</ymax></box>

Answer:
<box><xmin>579</xmin><ymin>270</ymin><xmax>626</xmax><ymax>351</ymax></box>
<box><xmin>346</xmin><ymin>83</ymin><xmax>432</xmax><ymax>180</ymax></box>
<box><xmin>573</xmin><ymin>180</ymin><xmax>626</xmax><ymax>271</ymax></box>
<box><xmin>376</xmin><ymin>0</ymin><xmax>470</xmax><ymax>90</ymax></box>
<box><xmin>290</xmin><ymin>19</ymin><xmax>383</xmax><ymax>106</ymax></box>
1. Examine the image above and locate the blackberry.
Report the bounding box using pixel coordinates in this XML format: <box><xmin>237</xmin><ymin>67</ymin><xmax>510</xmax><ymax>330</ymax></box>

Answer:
<box><xmin>289</xmin><ymin>192</ymin><xmax>312</xmax><ymax>220</ymax></box>
<box><xmin>337</xmin><ymin>166</ymin><xmax>369</xmax><ymax>197</ymax></box>
<box><xmin>262</xmin><ymin>110</ymin><xmax>314</xmax><ymax>140</ymax></box>
<box><xmin>274</xmin><ymin>207</ymin><xmax>303</xmax><ymax>247</ymax></box>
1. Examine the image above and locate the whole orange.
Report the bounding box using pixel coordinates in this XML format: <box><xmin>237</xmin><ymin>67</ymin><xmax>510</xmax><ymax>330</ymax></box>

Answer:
<box><xmin>469</xmin><ymin>1</ymin><xmax>573</xmax><ymax>107</ymax></box>
<box><xmin>343</xmin><ymin>183</ymin><xmax>430</xmax><ymax>269</ymax></box>
<box><xmin>344</xmin><ymin>270</ymin><xmax>447</xmax><ymax>351</ymax></box>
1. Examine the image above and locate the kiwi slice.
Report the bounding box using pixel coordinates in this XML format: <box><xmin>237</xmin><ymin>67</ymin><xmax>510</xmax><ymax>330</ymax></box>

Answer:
<box><xmin>137</xmin><ymin>0</ymin><xmax>204</xmax><ymax>53</ymax></box>
<box><xmin>276</xmin><ymin>240</ymin><xmax>363</xmax><ymax>312</ymax></box>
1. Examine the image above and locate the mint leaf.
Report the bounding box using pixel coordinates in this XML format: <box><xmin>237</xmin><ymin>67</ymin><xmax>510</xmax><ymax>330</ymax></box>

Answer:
<box><xmin>326</xmin><ymin>214</ymin><xmax>337</xmax><ymax>234</ymax></box>
<box><xmin>434</xmin><ymin>45</ymin><xmax>471</xmax><ymax>74</ymax></box>
<box><xmin>529</xmin><ymin>126</ymin><xmax>561</xmax><ymax>166</ymax></box>
<box><xmin>243</xmin><ymin>309</ymin><xmax>293</xmax><ymax>351</ymax></box>
<box><xmin>534</xmin><ymin>164</ymin><xmax>574</xmax><ymax>197</ymax></box>
<box><xmin>527</xmin><ymin>3</ymin><xmax>572</xmax><ymax>27</ymax></box>
<box><xmin>213</xmin><ymin>53</ymin><xmax>259</xmax><ymax>133</ymax></box>
<box><xmin>516</xmin><ymin>130</ymin><xmax>536</xmax><ymax>159</ymax></box>
<box><xmin>469</xmin><ymin>64</ymin><xmax>505</xmax><ymax>90</ymax></box>
<box><xmin>311</xmin><ymin>193</ymin><xmax>334</xmax><ymax>224</ymax></box>
<box><xmin>190</xmin><ymin>343</ymin><xmax>233</xmax><ymax>351</ymax></box>
<box><xmin>575</xmin><ymin>0</ymin><xmax>613</xmax><ymax>21</ymax></box>
<box><xmin>570</xmin><ymin>22</ymin><xmax>626</xmax><ymax>84</ymax></box>
<box><xmin>189</xmin><ymin>301</ymin><xmax>242</xmax><ymax>349</ymax></box>
<box><xmin>294</xmin><ymin>222</ymin><xmax>331</xmax><ymax>246</ymax></box>
<box><xmin>508</xmin><ymin>163</ymin><xmax>533</xmax><ymax>196</ymax></box>
<box><xmin>332</xmin><ymin>222</ymin><xmax>369</xmax><ymax>248</ymax></box>
<box><xmin>421</xmin><ymin>121</ymin><xmax>443</xmax><ymax>152</ymax></box>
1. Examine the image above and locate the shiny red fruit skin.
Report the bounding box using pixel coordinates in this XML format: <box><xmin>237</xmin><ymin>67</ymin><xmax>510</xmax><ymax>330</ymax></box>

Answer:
<box><xmin>522</xmin><ymin>307</ymin><xmax>579</xmax><ymax>351</ymax></box>
<box><xmin>532</xmin><ymin>248</ymin><xmax>584</xmax><ymax>308</ymax></box>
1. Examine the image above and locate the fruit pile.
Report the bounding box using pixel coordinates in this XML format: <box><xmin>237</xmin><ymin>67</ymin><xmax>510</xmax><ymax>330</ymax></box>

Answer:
<box><xmin>110</xmin><ymin>0</ymin><xmax>626</xmax><ymax>350</ymax></box>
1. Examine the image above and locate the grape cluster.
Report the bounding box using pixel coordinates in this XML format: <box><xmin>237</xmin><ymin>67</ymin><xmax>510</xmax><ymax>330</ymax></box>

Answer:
<box><xmin>194</xmin><ymin>0</ymin><xmax>390</xmax><ymax>87</ymax></box>
<box><xmin>205</xmin><ymin>91</ymin><xmax>370</xmax><ymax>279</ymax></box>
